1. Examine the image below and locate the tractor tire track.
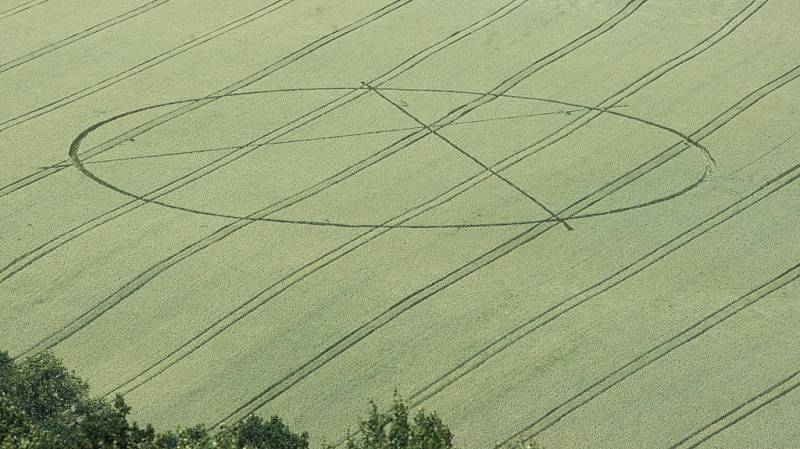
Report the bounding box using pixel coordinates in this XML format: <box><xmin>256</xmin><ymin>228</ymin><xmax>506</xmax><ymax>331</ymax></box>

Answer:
<box><xmin>0</xmin><ymin>0</ymin><xmax>298</xmax><ymax>131</ymax></box>
<box><xmin>212</xmin><ymin>59</ymin><xmax>800</xmax><ymax>427</ymax></box>
<box><xmin>10</xmin><ymin>0</ymin><xmax>534</xmax><ymax>357</ymax></box>
<box><xmin>497</xmin><ymin>260</ymin><xmax>800</xmax><ymax>447</ymax></box>
<box><xmin>0</xmin><ymin>0</ymin><xmax>409</xmax><ymax>197</ymax></box>
<box><xmin>101</xmin><ymin>0</ymin><xmax>760</xmax><ymax>399</ymax></box>
<box><xmin>668</xmin><ymin>369</ymin><xmax>800</xmax><ymax>449</ymax></box>
<box><xmin>0</xmin><ymin>0</ymin><xmax>178</xmax><ymax>75</ymax></box>
<box><xmin>0</xmin><ymin>0</ymin><xmax>52</xmax><ymax>21</ymax></box>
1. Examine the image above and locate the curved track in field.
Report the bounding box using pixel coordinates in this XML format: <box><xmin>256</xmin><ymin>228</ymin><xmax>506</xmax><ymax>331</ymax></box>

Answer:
<box><xmin>68</xmin><ymin>86</ymin><xmax>711</xmax><ymax>229</ymax></box>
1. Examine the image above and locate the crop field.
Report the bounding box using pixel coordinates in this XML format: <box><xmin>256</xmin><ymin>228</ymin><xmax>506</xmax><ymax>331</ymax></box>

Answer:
<box><xmin>2</xmin><ymin>0</ymin><xmax>799</xmax><ymax>447</ymax></box>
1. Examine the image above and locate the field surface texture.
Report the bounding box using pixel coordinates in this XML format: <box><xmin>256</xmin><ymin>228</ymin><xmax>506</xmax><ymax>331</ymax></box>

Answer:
<box><xmin>2</xmin><ymin>1</ymin><xmax>799</xmax><ymax>447</ymax></box>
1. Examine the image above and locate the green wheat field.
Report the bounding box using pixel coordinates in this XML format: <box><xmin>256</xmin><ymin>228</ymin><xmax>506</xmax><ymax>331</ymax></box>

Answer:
<box><xmin>2</xmin><ymin>0</ymin><xmax>799</xmax><ymax>447</ymax></box>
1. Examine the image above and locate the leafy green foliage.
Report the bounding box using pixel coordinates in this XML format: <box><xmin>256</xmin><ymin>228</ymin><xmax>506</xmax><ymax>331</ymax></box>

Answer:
<box><xmin>0</xmin><ymin>351</ymin><xmax>309</xmax><ymax>449</ymax></box>
<box><xmin>0</xmin><ymin>351</ymin><xmax>134</xmax><ymax>449</ymax></box>
<box><xmin>234</xmin><ymin>415</ymin><xmax>308</xmax><ymax>449</ymax></box>
<box><xmin>333</xmin><ymin>394</ymin><xmax>453</xmax><ymax>449</ymax></box>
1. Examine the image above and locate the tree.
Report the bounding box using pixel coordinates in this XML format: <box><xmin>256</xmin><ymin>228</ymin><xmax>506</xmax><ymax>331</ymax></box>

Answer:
<box><xmin>11</xmin><ymin>351</ymin><xmax>88</xmax><ymax>424</ymax></box>
<box><xmin>232</xmin><ymin>415</ymin><xmax>309</xmax><ymax>449</ymax></box>
<box><xmin>0</xmin><ymin>350</ymin><xmax>135</xmax><ymax>449</ymax></box>
<box><xmin>335</xmin><ymin>394</ymin><xmax>453</xmax><ymax>449</ymax></box>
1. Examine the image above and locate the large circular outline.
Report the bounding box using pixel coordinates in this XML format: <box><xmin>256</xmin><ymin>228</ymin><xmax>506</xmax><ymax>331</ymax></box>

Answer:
<box><xmin>69</xmin><ymin>86</ymin><xmax>713</xmax><ymax>229</ymax></box>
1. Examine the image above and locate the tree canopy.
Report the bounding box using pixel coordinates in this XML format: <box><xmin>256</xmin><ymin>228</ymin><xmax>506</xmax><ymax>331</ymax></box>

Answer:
<box><xmin>0</xmin><ymin>350</ymin><xmax>472</xmax><ymax>449</ymax></box>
